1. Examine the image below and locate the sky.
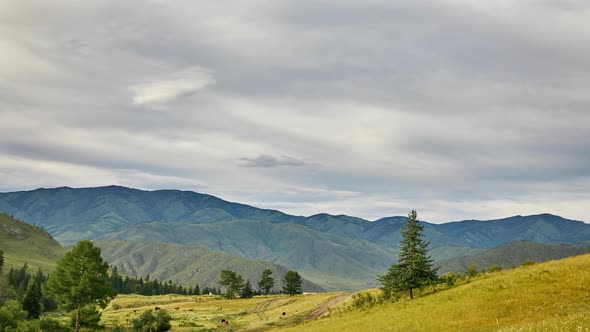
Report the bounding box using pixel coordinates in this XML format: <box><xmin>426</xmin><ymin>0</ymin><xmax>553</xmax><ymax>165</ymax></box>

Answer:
<box><xmin>1</xmin><ymin>0</ymin><xmax>589</xmax><ymax>223</ymax></box>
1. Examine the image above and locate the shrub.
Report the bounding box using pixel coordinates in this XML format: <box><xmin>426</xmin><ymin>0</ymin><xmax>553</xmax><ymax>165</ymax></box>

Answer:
<box><xmin>0</xmin><ymin>300</ymin><xmax>26</xmax><ymax>331</ymax></box>
<box><xmin>40</xmin><ymin>317</ymin><xmax>70</xmax><ymax>332</ymax></box>
<box><xmin>14</xmin><ymin>320</ymin><xmax>41</xmax><ymax>332</ymax></box>
<box><xmin>521</xmin><ymin>260</ymin><xmax>536</xmax><ymax>267</ymax></box>
<box><xmin>441</xmin><ymin>272</ymin><xmax>461</xmax><ymax>286</ymax></box>
<box><xmin>132</xmin><ymin>309</ymin><xmax>172</xmax><ymax>332</ymax></box>
<box><xmin>488</xmin><ymin>265</ymin><xmax>503</xmax><ymax>273</ymax></box>
<box><xmin>465</xmin><ymin>264</ymin><xmax>478</xmax><ymax>278</ymax></box>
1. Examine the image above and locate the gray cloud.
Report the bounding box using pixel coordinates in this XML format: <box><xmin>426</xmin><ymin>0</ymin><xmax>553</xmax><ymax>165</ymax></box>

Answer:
<box><xmin>239</xmin><ymin>155</ymin><xmax>306</xmax><ymax>168</ymax></box>
<box><xmin>0</xmin><ymin>0</ymin><xmax>589</xmax><ymax>222</ymax></box>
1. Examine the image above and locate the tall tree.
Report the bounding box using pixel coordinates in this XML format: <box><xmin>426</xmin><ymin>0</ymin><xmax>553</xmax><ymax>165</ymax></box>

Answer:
<box><xmin>258</xmin><ymin>268</ymin><xmax>275</xmax><ymax>295</ymax></box>
<box><xmin>46</xmin><ymin>240</ymin><xmax>115</xmax><ymax>332</ymax></box>
<box><xmin>219</xmin><ymin>270</ymin><xmax>244</xmax><ymax>299</ymax></box>
<box><xmin>378</xmin><ymin>210</ymin><xmax>438</xmax><ymax>299</ymax></box>
<box><xmin>22</xmin><ymin>282</ymin><xmax>42</xmax><ymax>319</ymax></box>
<box><xmin>282</xmin><ymin>271</ymin><xmax>302</xmax><ymax>296</ymax></box>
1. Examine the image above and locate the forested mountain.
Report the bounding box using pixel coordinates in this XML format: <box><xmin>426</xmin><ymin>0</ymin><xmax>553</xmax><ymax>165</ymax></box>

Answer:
<box><xmin>95</xmin><ymin>241</ymin><xmax>323</xmax><ymax>293</ymax></box>
<box><xmin>2</xmin><ymin>186</ymin><xmax>589</xmax><ymax>290</ymax></box>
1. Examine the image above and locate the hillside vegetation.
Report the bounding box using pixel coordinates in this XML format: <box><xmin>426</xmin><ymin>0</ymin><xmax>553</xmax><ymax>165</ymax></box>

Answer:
<box><xmin>278</xmin><ymin>253</ymin><xmax>590</xmax><ymax>332</ymax></box>
<box><xmin>0</xmin><ymin>213</ymin><xmax>65</xmax><ymax>271</ymax></box>
<box><xmin>95</xmin><ymin>241</ymin><xmax>324</xmax><ymax>293</ymax></box>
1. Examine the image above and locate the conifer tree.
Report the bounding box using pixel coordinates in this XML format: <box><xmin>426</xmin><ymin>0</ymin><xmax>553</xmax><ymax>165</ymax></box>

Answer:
<box><xmin>378</xmin><ymin>210</ymin><xmax>437</xmax><ymax>299</ymax></box>
<box><xmin>23</xmin><ymin>282</ymin><xmax>42</xmax><ymax>319</ymax></box>
<box><xmin>258</xmin><ymin>268</ymin><xmax>275</xmax><ymax>295</ymax></box>
<box><xmin>282</xmin><ymin>271</ymin><xmax>302</xmax><ymax>296</ymax></box>
<box><xmin>46</xmin><ymin>240</ymin><xmax>115</xmax><ymax>332</ymax></box>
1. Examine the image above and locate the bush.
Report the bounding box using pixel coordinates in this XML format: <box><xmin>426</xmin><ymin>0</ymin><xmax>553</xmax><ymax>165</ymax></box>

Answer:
<box><xmin>40</xmin><ymin>317</ymin><xmax>70</xmax><ymax>332</ymax></box>
<box><xmin>520</xmin><ymin>260</ymin><xmax>536</xmax><ymax>267</ymax></box>
<box><xmin>465</xmin><ymin>264</ymin><xmax>478</xmax><ymax>278</ymax></box>
<box><xmin>440</xmin><ymin>272</ymin><xmax>461</xmax><ymax>286</ymax></box>
<box><xmin>488</xmin><ymin>264</ymin><xmax>503</xmax><ymax>273</ymax></box>
<box><xmin>132</xmin><ymin>309</ymin><xmax>172</xmax><ymax>332</ymax></box>
<box><xmin>14</xmin><ymin>320</ymin><xmax>41</xmax><ymax>332</ymax></box>
<box><xmin>70</xmin><ymin>305</ymin><xmax>102</xmax><ymax>330</ymax></box>
<box><xmin>0</xmin><ymin>300</ymin><xmax>26</xmax><ymax>331</ymax></box>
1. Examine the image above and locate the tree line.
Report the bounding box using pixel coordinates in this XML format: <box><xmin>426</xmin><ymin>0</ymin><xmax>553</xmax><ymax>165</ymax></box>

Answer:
<box><xmin>217</xmin><ymin>268</ymin><xmax>302</xmax><ymax>299</ymax></box>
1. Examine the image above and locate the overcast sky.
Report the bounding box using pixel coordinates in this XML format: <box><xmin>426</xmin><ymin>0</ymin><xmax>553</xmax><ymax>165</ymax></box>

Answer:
<box><xmin>1</xmin><ymin>0</ymin><xmax>589</xmax><ymax>222</ymax></box>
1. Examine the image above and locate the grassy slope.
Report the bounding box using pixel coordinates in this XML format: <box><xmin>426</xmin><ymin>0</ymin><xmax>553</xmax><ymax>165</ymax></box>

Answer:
<box><xmin>0</xmin><ymin>213</ymin><xmax>66</xmax><ymax>271</ymax></box>
<box><xmin>278</xmin><ymin>253</ymin><xmax>590</xmax><ymax>332</ymax></box>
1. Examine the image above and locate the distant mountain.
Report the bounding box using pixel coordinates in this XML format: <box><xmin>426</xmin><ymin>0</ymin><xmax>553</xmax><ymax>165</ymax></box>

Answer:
<box><xmin>2</xmin><ymin>186</ymin><xmax>590</xmax><ymax>291</ymax></box>
<box><xmin>0</xmin><ymin>213</ymin><xmax>66</xmax><ymax>271</ymax></box>
<box><xmin>437</xmin><ymin>241</ymin><xmax>590</xmax><ymax>274</ymax></box>
<box><xmin>94</xmin><ymin>241</ymin><xmax>323</xmax><ymax>293</ymax></box>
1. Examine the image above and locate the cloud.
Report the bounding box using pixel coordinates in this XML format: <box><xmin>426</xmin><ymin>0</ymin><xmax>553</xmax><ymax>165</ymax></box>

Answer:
<box><xmin>1</xmin><ymin>0</ymin><xmax>589</xmax><ymax>223</ymax></box>
<box><xmin>239</xmin><ymin>154</ymin><xmax>306</xmax><ymax>168</ymax></box>
<box><xmin>130</xmin><ymin>66</ymin><xmax>215</xmax><ymax>106</ymax></box>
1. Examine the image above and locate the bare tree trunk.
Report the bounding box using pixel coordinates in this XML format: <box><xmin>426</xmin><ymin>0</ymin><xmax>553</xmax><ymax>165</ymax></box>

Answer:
<box><xmin>409</xmin><ymin>288</ymin><xmax>413</xmax><ymax>299</ymax></box>
<box><xmin>75</xmin><ymin>304</ymin><xmax>81</xmax><ymax>332</ymax></box>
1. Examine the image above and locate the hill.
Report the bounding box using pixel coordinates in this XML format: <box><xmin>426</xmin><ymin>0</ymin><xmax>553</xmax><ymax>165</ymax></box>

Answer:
<box><xmin>2</xmin><ymin>186</ymin><xmax>590</xmax><ymax>291</ymax></box>
<box><xmin>437</xmin><ymin>241</ymin><xmax>590</xmax><ymax>274</ymax></box>
<box><xmin>277</xmin><ymin>253</ymin><xmax>590</xmax><ymax>331</ymax></box>
<box><xmin>0</xmin><ymin>213</ymin><xmax>66</xmax><ymax>271</ymax></box>
<box><xmin>94</xmin><ymin>241</ymin><xmax>324</xmax><ymax>293</ymax></box>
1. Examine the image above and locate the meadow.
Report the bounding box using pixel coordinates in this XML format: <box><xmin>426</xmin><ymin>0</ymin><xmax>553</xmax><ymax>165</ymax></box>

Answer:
<box><xmin>94</xmin><ymin>292</ymin><xmax>349</xmax><ymax>331</ymax></box>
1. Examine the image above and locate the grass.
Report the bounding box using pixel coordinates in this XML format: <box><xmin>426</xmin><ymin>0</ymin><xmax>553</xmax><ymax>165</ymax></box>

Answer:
<box><xmin>276</xmin><ymin>253</ymin><xmax>590</xmax><ymax>332</ymax></box>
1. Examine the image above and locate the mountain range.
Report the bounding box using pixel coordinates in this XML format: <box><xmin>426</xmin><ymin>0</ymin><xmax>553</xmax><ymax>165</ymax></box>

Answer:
<box><xmin>1</xmin><ymin>186</ymin><xmax>589</xmax><ymax>291</ymax></box>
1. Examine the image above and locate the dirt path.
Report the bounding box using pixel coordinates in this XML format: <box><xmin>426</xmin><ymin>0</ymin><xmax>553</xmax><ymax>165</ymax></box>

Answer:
<box><xmin>254</xmin><ymin>298</ymin><xmax>281</xmax><ymax>313</ymax></box>
<box><xmin>304</xmin><ymin>295</ymin><xmax>350</xmax><ymax>321</ymax></box>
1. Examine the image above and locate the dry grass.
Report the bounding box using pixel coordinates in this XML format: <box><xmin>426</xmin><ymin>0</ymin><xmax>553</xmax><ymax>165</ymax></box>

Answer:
<box><xmin>97</xmin><ymin>292</ymin><xmax>348</xmax><ymax>331</ymax></box>
<box><xmin>276</xmin><ymin>253</ymin><xmax>590</xmax><ymax>332</ymax></box>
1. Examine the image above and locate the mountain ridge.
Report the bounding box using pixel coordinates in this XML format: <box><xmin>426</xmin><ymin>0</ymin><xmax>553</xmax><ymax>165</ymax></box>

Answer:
<box><xmin>2</xmin><ymin>186</ymin><xmax>589</xmax><ymax>291</ymax></box>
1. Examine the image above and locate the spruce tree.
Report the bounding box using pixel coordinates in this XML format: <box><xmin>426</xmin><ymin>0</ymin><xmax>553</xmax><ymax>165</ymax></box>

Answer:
<box><xmin>378</xmin><ymin>210</ymin><xmax>437</xmax><ymax>299</ymax></box>
<box><xmin>241</xmin><ymin>280</ymin><xmax>254</xmax><ymax>299</ymax></box>
<box><xmin>23</xmin><ymin>282</ymin><xmax>42</xmax><ymax>319</ymax></box>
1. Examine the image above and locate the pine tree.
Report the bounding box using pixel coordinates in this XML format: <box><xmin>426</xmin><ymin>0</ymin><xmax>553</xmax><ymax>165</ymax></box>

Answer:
<box><xmin>22</xmin><ymin>282</ymin><xmax>42</xmax><ymax>319</ymax></box>
<box><xmin>378</xmin><ymin>210</ymin><xmax>438</xmax><ymax>299</ymax></box>
<box><xmin>282</xmin><ymin>271</ymin><xmax>302</xmax><ymax>296</ymax></box>
<box><xmin>258</xmin><ymin>268</ymin><xmax>275</xmax><ymax>295</ymax></box>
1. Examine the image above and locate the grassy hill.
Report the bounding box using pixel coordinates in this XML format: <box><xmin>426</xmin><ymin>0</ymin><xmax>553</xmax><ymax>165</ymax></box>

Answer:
<box><xmin>94</xmin><ymin>241</ymin><xmax>324</xmax><ymax>293</ymax></box>
<box><xmin>277</xmin><ymin>253</ymin><xmax>590</xmax><ymax>331</ymax></box>
<box><xmin>0</xmin><ymin>213</ymin><xmax>66</xmax><ymax>271</ymax></box>
<box><xmin>438</xmin><ymin>240</ymin><xmax>590</xmax><ymax>273</ymax></box>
